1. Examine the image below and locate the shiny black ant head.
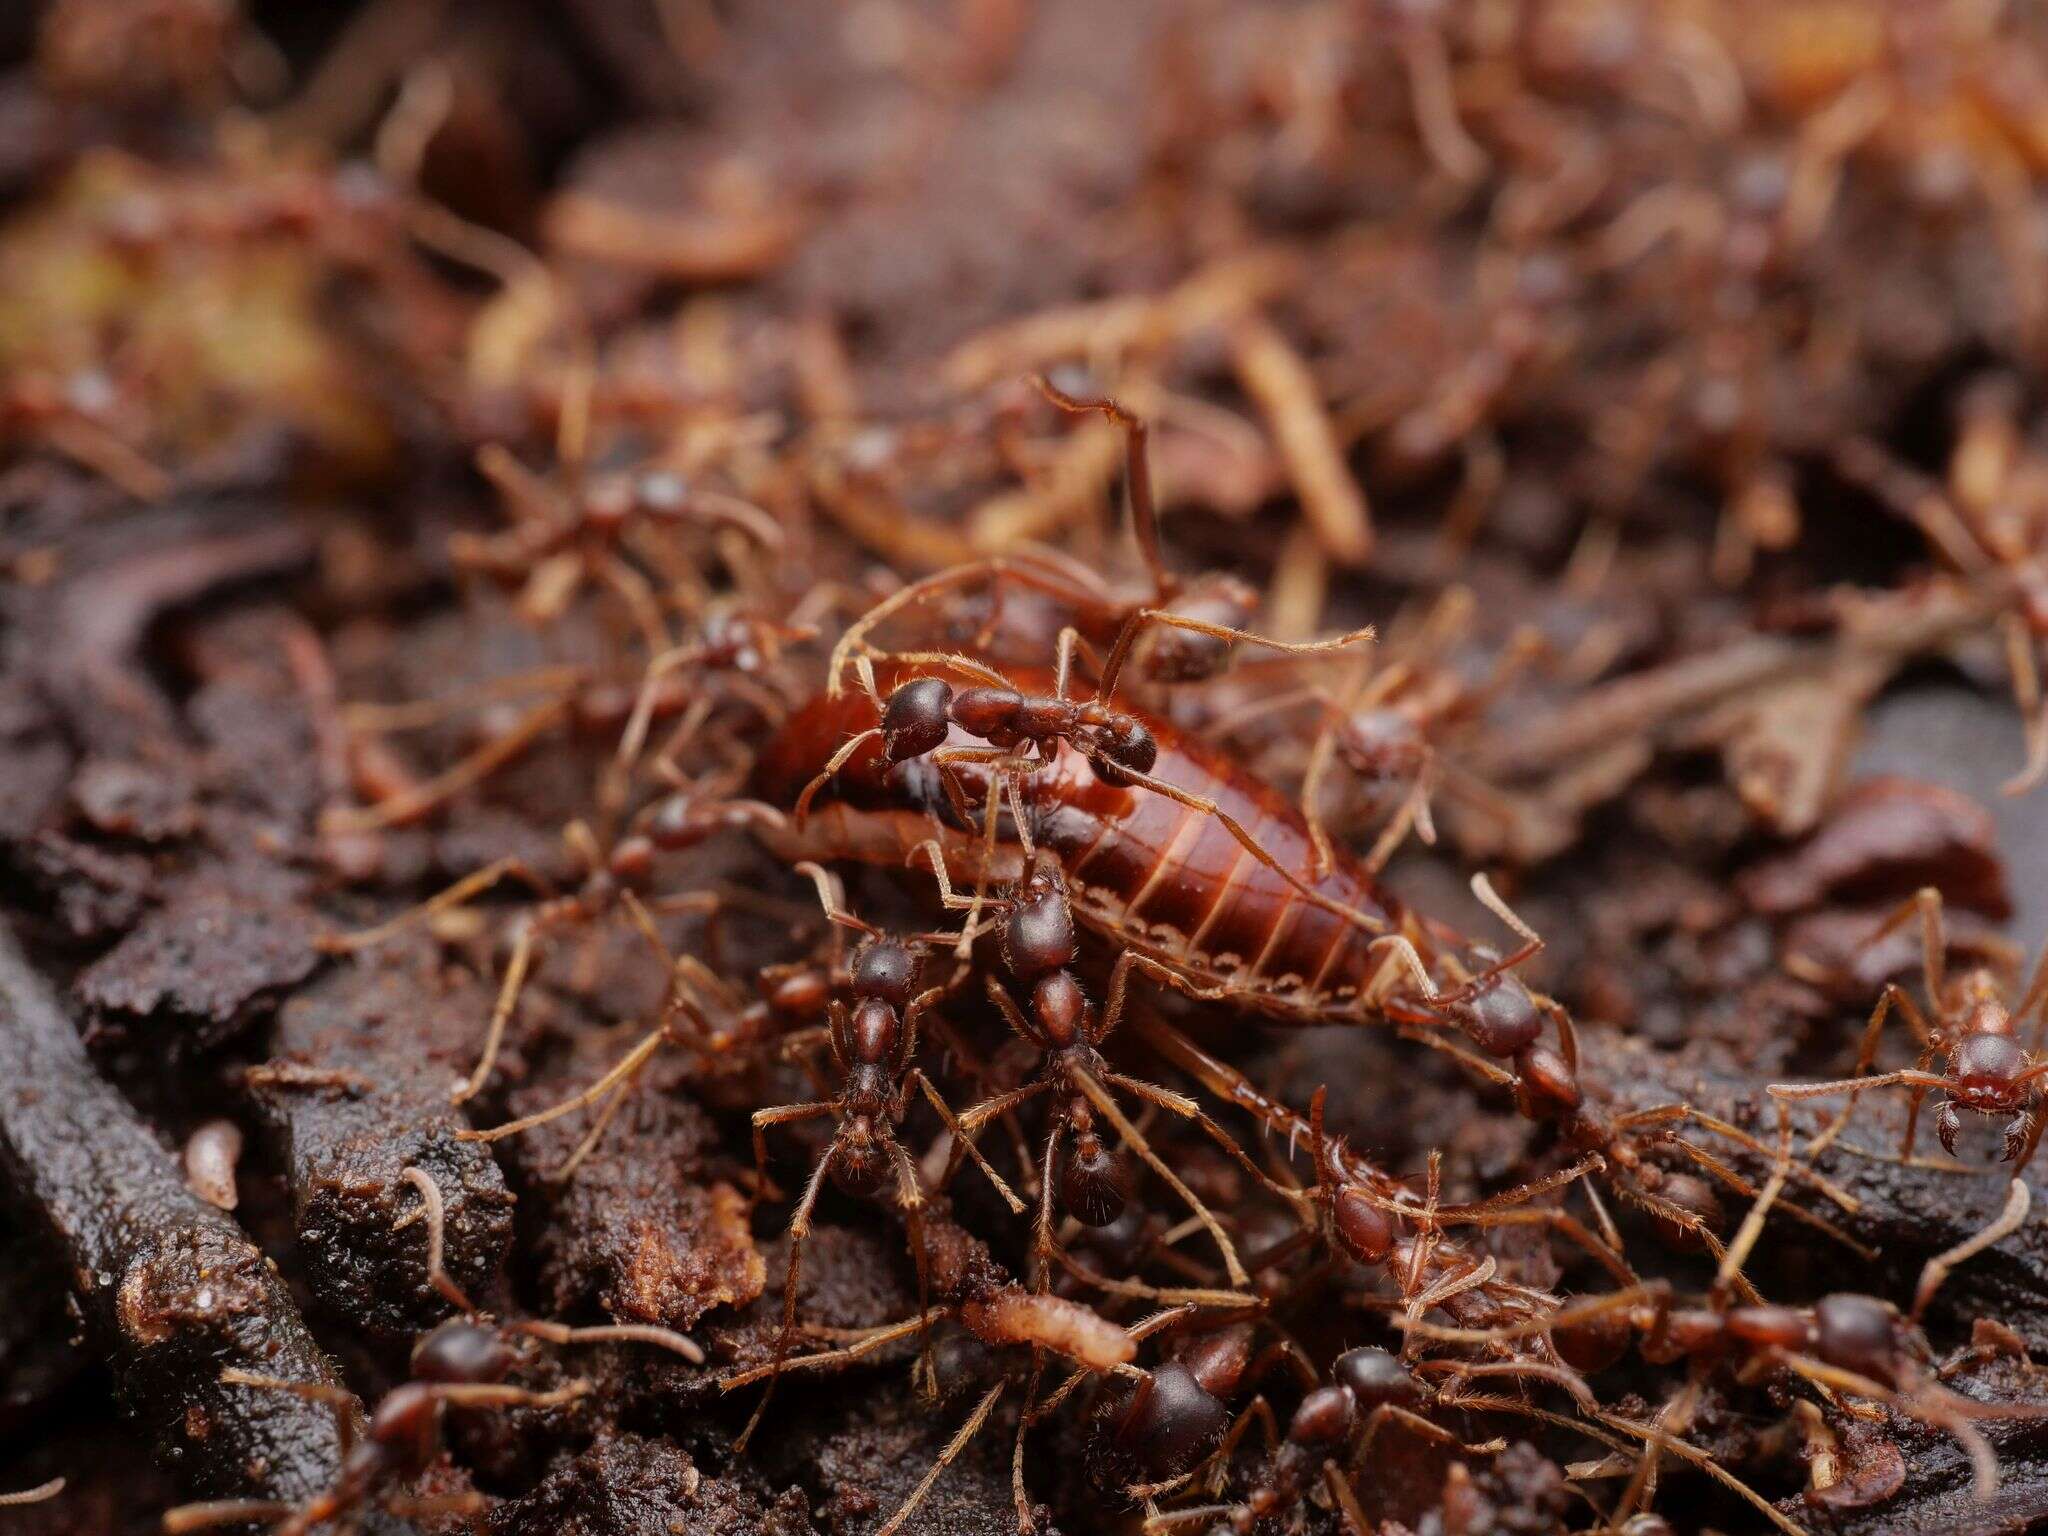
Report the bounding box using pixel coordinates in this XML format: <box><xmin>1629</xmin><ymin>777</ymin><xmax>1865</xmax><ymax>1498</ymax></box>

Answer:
<box><xmin>850</xmin><ymin>935</ymin><xmax>920</xmax><ymax>1008</ymax></box>
<box><xmin>881</xmin><ymin>677</ymin><xmax>953</xmax><ymax>762</ymax></box>
<box><xmin>829</xmin><ymin>1125</ymin><xmax>891</xmax><ymax>1197</ymax></box>
<box><xmin>1058</xmin><ymin>1141</ymin><xmax>1132</xmax><ymax>1227</ymax></box>
<box><xmin>411</xmin><ymin>1322</ymin><xmax>515</xmax><ymax>1386</ymax></box>
<box><xmin>1112</xmin><ymin>1361</ymin><xmax>1230</xmax><ymax>1483</ymax></box>
<box><xmin>1001</xmin><ymin>866</ymin><xmax>1077</xmax><ymax>980</ymax></box>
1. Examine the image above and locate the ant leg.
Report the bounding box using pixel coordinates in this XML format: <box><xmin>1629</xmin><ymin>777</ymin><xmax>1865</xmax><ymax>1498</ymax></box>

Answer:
<box><xmin>1032</xmin><ymin>1123</ymin><xmax>1063</xmax><ymax>1287</ymax></box>
<box><xmin>322</xmin><ymin>697</ymin><xmax>573</xmax><ymax>834</ymax></box>
<box><xmin>737</xmin><ymin>1137</ymin><xmax>839</xmax><ymax>1453</ymax></box>
<box><xmin>160</xmin><ymin>1500</ymin><xmax>299</xmax><ymax>1533</ymax></box>
<box><xmin>903</xmin><ymin>1068</ymin><xmax>1027</xmax><ymax>1213</ymax></box>
<box><xmin>510</xmin><ymin>1318</ymin><xmax>703</xmax><ymax>1362</ymax></box>
<box><xmin>451</xmin><ymin>917</ymin><xmax>546</xmax><ymax>1104</ymax></box>
<box><xmin>1096</xmin><ymin>608</ymin><xmax>1376</xmax><ymax>708</ymax></box>
<box><xmin>792</xmin><ymin>860</ymin><xmax>883</xmax><ymax>937</ymax></box>
<box><xmin>320</xmin><ymin>855</ymin><xmax>554</xmax><ymax>954</ymax></box>
<box><xmin>1032</xmin><ymin>374</ymin><xmax>1173</xmax><ymax>597</ymax></box>
<box><xmin>2014</xmin><ymin>940</ymin><xmax>2048</xmax><ymax>1053</ymax></box>
<box><xmin>793</xmin><ymin>729</ymin><xmax>883</xmax><ymax>824</ymax></box>
<box><xmin>1915</xmin><ymin>1177</ymin><xmax>2031</xmax><ymax>1321</ymax></box>
<box><xmin>1797</xmin><ymin>985</ymin><xmax>1922</xmax><ymax>1159</ymax></box>
<box><xmin>875</xmin><ymin>1381</ymin><xmax>1008</xmax><ymax>1536</ymax></box>
<box><xmin>1106</xmin><ymin>762</ymin><xmax>1389</xmax><ymax>938</ymax></box>
<box><xmin>2003</xmin><ymin>610</ymin><xmax>2048</xmax><ymax>795</ymax></box>
<box><xmin>394</xmin><ymin>1166</ymin><xmax>473</xmax><ymax>1312</ymax></box>
<box><xmin>463</xmin><ymin>1026</ymin><xmax>671</xmax><ymax>1144</ymax></box>
<box><xmin>0</xmin><ymin>1481</ymin><xmax>63</xmax><ymax>1509</ymax></box>
<box><xmin>1073</xmin><ymin>1070</ymin><xmax>1250</xmax><ymax>1288</ymax></box>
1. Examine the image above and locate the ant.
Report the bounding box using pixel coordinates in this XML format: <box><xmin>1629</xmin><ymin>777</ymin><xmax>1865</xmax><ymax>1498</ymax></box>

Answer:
<box><xmin>156</xmin><ymin>1314</ymin><xmax>686</xmax><ymax>1535</ymax></box>
<box><xmin>741</xmin><ymin>864</ymin><xmax>1022</xmax><ymax>1436</ymax></box>
<box><xmin>454</xmin><ymin>445</ymin><xmax>786</xmax><ymax>643</ymax></box>
<box><xmin>1143</xmin><ymin>1346</ymin><xmax>1487</xmax><ymax>1536</ymax></box>
<box><xmin>1365</xmin><ymin>876</ymin><xmax>1869</xmax><ymax>1271</ymax></box>
<box><xmin>923</xmin><ymin>847</ymin><xmax>1262</xmax><ymax>1293</ymax></box>
<box><xmin>1770</xmin><ymin>887</ymin><xmax>2048</xmax><ymax>1170</ymax></box>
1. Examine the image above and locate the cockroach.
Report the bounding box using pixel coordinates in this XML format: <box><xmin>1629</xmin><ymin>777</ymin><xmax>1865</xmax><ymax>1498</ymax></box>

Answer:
<box><xmin>755</xmin><ymin>659</ymin><xmax>1438</xmax><ymax>1028</ymax></box>
<box><xmin>159</xmin><ymin>1315</ymin><xmax>701</xmax><ymax>1535</ymax></box>
<box><xmin>760</xmin><ymin>661</ymin><xmax>1860</xmax><ymax>1266</ymax></box>
<box><xmin>1771</xmin><ymin>887</ymin><xmax>2048</xmax><ymax>1170</ymax></box>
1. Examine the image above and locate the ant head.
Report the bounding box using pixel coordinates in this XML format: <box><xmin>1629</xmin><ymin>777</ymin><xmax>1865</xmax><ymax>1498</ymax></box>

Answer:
<box><xmin>1032</xmin><ymin>971</ymin><xmax>1088</xmax><ymax>1047</ymax></box>
<box><xmin>830</xmin><ymin>1128</ymin><xmax>890</xmax><ymax>1197</ymax></box>
<box><xmin>1085</xmin><ymin>715</ymin><xmax>1157</xmax><ymax>782</ymax></box>
<box><xmin>1001</xmin><ymin>869</ymin><xmax>1077</xmax><ymax>980</ymax></box>
<box><xmin>1452</xmin><ymin>973</ymin><xmax>1543</xmax><ymax>1058</ymax></box>
<box><xmin>1950</xmin><ymin>1029</ymin><xmax>2027</xmax><ymax>1110</ymax></box>
<box><xmin>850</xmin><ymin>936</ymin><xmax>920</xmax><ymax>1007</ymax></box>
<box><xmin>1813</xmin><ymin>1293</ymin><xmax>1901</xmax><ymax>1387</ymax></box>
<box><xmin>412</xmin><ymin>1322</ymin><xmax>515</xmax><ymax>1386</ymax></box>
<box><xmin>1058</xmin><ymin>1141</ymin><xmax>1131</xmax><ymax>1227</ymax></box>
<box><xmin>1332</xmin><ymin>1347</ymin><xmax>1425</xmax><ymax>1408</ymax></box>
<box><xmin>847</xmin><ymin>997</ymin><xmax>901</xmax><ymax>1065</ymax></box>
<box><xmin>881</xmin><ymin>677</ymin><xmax>954</xmax><ymax>762</ymax></box>
<box><xmin>1114</xmin><ymin>1361</ymin><xmax>1229</xmax><ymax>1482</ymax></box>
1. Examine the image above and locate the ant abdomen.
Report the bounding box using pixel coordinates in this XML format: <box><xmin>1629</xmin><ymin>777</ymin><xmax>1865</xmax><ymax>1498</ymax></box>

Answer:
<box><xmin>1331</xmin><ymin>1347</ymin><xmax>1424</xmax><ymax>1409</ymax></box>
<box><xmin>1550</xmin><ymin>1304</ymin><xmax>1633</xmax><ymax>1374</ymax></box>
<box><xmin>1812</xmin><ymin>1293</ymin><xmax>1903</xmax><ymax>1387</ymax></box>
<box><xmin>1059</xmin><ymin>1138</ymin><xmax>1133</xmax><ymax>1227</ymax></box>
<box><xmin>1330</xmin><ymin>1186</ymin><xmax>1396</xmax><ymax>1264</ymax></box>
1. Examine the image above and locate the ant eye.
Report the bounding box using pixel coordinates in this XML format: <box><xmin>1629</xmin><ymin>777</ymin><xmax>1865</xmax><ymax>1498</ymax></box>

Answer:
<box><xmin>851</xmin><ymin>939</ymin><xmax>918</xmax><ymax>1006</ymax></box>
<box><xmin>412</xmin><ymin>1322</ymin><xmax>514</xmax><ymax>1385</ymax></box>
<box><xmin>881</xmin><ymin>677</ymin><xmax>953</xmax><ymax>761</ymax></box>
<box><xmin>1332</xmin><ymin>1347</ymin><xmax>1425</xmax><ymax>1407</ymax></box>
